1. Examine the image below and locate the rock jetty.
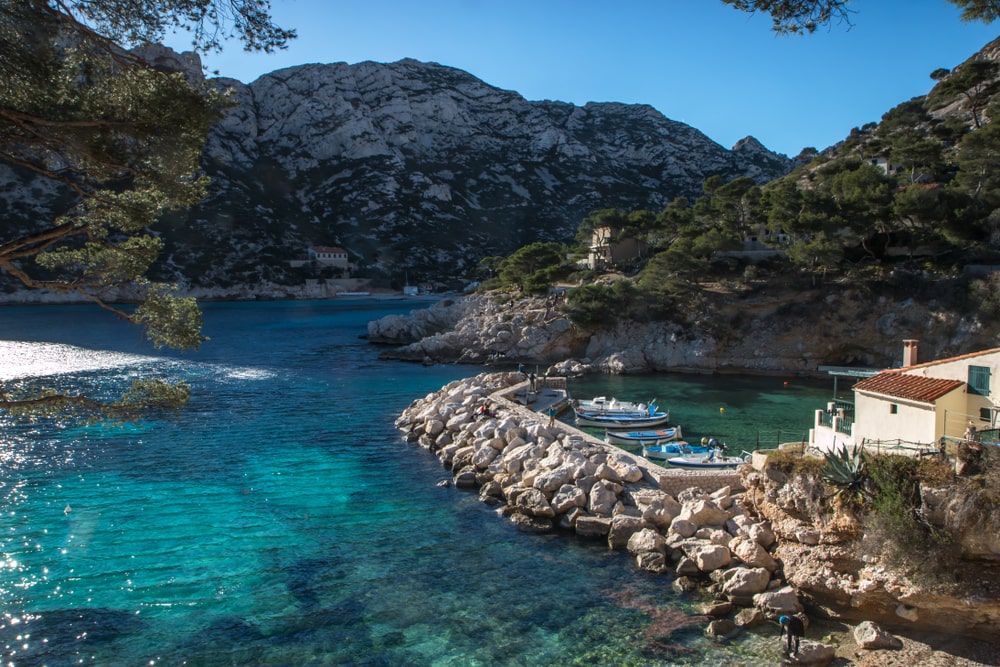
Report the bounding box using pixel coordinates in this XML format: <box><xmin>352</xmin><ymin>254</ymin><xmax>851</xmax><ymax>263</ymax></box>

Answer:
<box><xmin>395</xmin><ymin>371</ymin><xmax>860</xmax><ymax>662</ymax></box>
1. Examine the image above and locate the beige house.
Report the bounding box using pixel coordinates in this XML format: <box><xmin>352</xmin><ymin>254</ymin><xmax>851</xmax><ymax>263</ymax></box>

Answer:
<box><xmin>810</xmin><ymin>340</ymin><xmax>1000</xmax><ymax>454</ymax></box>
<box><xmin>586</xmin><ymin>226</ymin><xmax>647</xmax><ymax>270</ymax></box>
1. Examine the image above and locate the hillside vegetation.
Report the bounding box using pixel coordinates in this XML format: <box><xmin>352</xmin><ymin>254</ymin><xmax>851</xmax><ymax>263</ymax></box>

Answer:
<box><xmin>482</xmin><ymin>38</ymin><xmax>1000</xmax><ymax>336</ymax></box>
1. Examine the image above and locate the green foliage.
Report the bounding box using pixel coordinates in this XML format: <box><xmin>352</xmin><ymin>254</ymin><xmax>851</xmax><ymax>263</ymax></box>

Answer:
<box><xmin>0</xmin><ymin>1</ymin><xmax>289</xmax><ymax>419</ymax></box>
<box><xmin>0</xmin><ymin>377</ymin><xmax>191</xmax><ymax>421</ymax></box>
<box><xmin>950</xmin><ymin>0</ymin><xmax>1000</xmax><ymax>23</ymax></box>
<box><xmin>113</xmin><ymin>379</ymin><xmax>192</xmax><ymax>417</ymax></box>
<box><xmin>722</xmin><ymin>0</ymin><xmax>999</xmax><ymax>34</ymax></box>
<box><xmin>134</xmin><ymin>283</ymin><xmax>207</xmax><ymax>350</ymax></box>
<box><xmin>955</xmin><ymin>109</ymin><xmax>1000</xmax><ymax>204</ymax></box>
<box><xmin>929</xmin><ymin>59</ymin><xmax>1000</xmax><ymax>128</ymax></box>
<box><xmin>564</xmin><ymin>280</ymin><xmax>640</xmax><ymax>326</ymax></box>
<box><xmin>761</xmin><ymin>448</ymin><xmax>826</xmax><ymax>477</ymax></box>
<box><xmin>496</xmin><ymin>242</ymin><xmax>568</xmax><ymax>294</ymax></box>
<box><xmin>864</xmin><ymin>455</ymin><xmax>956</xmax><ymax>577</ymax></box>
<box><xmin>821</xmin><ymin>444</ymin><xmax>867</xmax><ymax>501</ymax></box>
<box><xmin>719</xmin><ymin>0</ymin><xmax>856</xmax><ymax>33</ymax></box>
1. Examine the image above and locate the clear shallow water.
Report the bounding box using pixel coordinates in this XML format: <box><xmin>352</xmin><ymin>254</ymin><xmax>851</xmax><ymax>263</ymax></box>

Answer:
<box><xmin>0</xmin><ymin>301</ymin><xmax>819</xmax><ymax>666</ymax></box>
<box><xmin>568</xmin><ymin>373</ymin><xmax>831</xmax><ymax>453</ymax></box>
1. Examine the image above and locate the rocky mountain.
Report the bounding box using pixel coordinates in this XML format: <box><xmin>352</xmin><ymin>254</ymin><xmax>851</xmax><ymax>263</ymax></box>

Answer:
<box><xmin>173</xmin><ymin>58</ymin><xmax>792</xmax><ymax>287</ymax></box>
<box><xmin>26</xmin><ymin>54</ymin><xmax>783</xmax><ymax>291</ymax></box>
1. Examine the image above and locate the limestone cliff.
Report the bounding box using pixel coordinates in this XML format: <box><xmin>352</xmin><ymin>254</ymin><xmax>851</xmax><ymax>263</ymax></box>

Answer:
<box><xmin>0</xmin><ymin>54</ymin><xmax>791</xmax><ymax>295</ymax></box>
<box><xmin>369</xmin><ymin>284</ymin><xmax>999</xmax><ymax>375</ymax></box>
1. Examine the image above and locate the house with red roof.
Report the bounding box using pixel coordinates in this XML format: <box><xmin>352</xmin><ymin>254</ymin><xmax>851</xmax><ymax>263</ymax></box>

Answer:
<box><xmin>810</xmin><ymin>340</ymin><xmax>1000</xmax><ymax>454</ymax></box>
<box><xmin>307</xmin><ymin>246</ymin><xmax>350</xmax><ymax>269</ymax></box>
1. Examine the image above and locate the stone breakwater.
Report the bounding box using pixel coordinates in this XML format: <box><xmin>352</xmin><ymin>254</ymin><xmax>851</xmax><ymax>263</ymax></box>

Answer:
<box><xmin>394</xmin><ymin>371</ymin><xmax>865</xmax><ymax>662</ymax></box>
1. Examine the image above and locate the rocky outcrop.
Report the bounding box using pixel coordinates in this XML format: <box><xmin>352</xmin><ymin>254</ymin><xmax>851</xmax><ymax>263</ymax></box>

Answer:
<box><xmin>371</xmin><ymin>294</ymin><xmax>590</xmax><ymax>363</ymax></box>
<box><xmin>371</xmin><ymin>286</ymin><xmax>999</xmax><ymax>375</ymax></box>
<box><xmin>741</xmin><ymin>456</ymin><xmax>1000</xmax><ymax>641</ymax></box>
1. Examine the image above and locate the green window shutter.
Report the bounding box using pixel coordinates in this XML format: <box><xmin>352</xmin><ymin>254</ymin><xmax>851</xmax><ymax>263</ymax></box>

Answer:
<box><xmin>968</xmin><ymin>365</ymin><xmax>991</xmax><ymax>396</ymax></box>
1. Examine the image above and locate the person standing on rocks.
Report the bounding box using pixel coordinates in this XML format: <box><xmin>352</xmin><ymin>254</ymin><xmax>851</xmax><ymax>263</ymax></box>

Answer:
<box><xmin>779</xmin><ymin>615</ymin><xmax>804</xmax><ymax>656</ymax></box>
<box><xmin>548</xmin><ymin>405</ymin><xmax>557</xmax><ymax>427</ymax></box>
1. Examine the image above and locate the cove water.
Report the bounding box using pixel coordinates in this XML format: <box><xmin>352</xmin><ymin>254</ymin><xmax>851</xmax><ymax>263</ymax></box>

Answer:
<box><xmin>0</xmin><ymin>300</ymin><xmax>830</xmax><ymax>666</ymax></box>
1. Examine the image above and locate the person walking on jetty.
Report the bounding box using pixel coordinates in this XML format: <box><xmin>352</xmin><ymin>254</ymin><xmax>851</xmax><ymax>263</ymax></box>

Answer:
<box><xmin>548</xmin><ymin>405</ymin><xmax>557</xmax><ymax>427</ymax></box>
<box><xmin>779</xmin><ymin>614</ymin><xmax>804</xmax><ymax>656</ymax></box>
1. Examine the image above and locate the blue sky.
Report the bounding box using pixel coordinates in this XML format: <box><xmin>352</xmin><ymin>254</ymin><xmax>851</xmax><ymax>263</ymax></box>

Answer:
<box><xmin>174</xmin><ymin>1</ymin><xmax>999</xmax><ymax>157</ymax></box>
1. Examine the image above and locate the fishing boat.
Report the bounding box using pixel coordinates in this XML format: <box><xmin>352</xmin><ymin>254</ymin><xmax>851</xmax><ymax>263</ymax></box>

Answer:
<box><xmin>574</xmin><ymin>396</ymin><xmax>654</xmax><ymax>415</ymax></box>
<box><xmin>665</xmin><ymin>448</ymin><xmax>753</xmax><ymax>470</ymax></box>
<box><xmin>606</xmin><ymin>426</ymin><xmax>683</xmax><ymax>447</ymax></box>
<box><xmin>641</xmin><ymin>440</ymin><xmax>710</xmax><ymax>460</ymax></box>
<box><xmin>574</xmin><ymin>408</ymin><xmax>670</xmax><ymax>429</ymax></box>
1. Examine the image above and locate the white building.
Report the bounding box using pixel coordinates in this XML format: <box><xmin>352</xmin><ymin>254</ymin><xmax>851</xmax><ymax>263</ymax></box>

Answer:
<box><xmin>307</xmin><ymin>246</ymin><xmax>350</xmax><ymax>268</ymax></box>
<box><xmin>810</xmin><ymin>340</ymin><xmax>1000</xmax><ymax>454</ymax></box>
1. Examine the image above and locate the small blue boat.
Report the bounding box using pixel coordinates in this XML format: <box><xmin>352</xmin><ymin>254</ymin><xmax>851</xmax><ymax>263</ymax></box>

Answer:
<box><xmin>575</xmin><ymin>409</ymin><xmax>670</xmax><ymax>429</ymax></box>
<box><xmin>606</xmin><ymin>426</ymin><xmax>683</xmax><ymax>447</ymax></box>
<box><xmin>641</xmin><ymin>441</ymin><xmax>709</xmax><ymax>460</ymax></box>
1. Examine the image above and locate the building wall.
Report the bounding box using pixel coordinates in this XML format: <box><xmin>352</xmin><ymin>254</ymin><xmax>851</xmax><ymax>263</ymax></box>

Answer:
<box><xmin>903</xmin><ymin>350</ymin><xmax>1000</xmax><ymax>427</ymax></box>
<box><xmin>307</xmin><ymin>248</ymin><xmax>350</xmax><ymax>268</ymax></box>
<box><xmin>936</xmin><ymin>389</ymin><xmax>972</xmax><ymax>440</ymax></box>
<box><xmin>853</xmin><ymin>392</ymin><xmax>939</xmax><ymax>446</ymax></box>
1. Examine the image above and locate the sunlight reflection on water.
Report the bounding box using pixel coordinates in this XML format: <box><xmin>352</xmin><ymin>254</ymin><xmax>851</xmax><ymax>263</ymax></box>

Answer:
<box><xmin>0</xmin><ymin>341</ymin><xmax>156</xmax><ymax>381</ymax></box>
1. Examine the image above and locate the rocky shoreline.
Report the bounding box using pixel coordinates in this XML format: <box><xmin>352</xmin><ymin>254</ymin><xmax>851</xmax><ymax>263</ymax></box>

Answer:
<box><xmin>369</xmin><ymin>288</ymin><xmax>998</xmax><ymax>376</ymax></box>
<box><xmin>393</xmin><ymin>371</ymin><xmax>992</xmax><ymax>665</ymax></box>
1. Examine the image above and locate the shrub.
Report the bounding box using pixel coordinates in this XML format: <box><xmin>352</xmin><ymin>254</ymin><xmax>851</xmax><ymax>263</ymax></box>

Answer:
<box><xmin>863</xmin><ymin>454</ymin><xmax>956</xmax><ymax>579</ymax></box>
<box><xmin>821</xmin><ymin>444</ymin><xmax>867</xmax><ymax>503</ymax></box>
<box><xmin>763</xmin><ymin>449</ymin><xmax>825</xmax><ymax>477</ymax></box>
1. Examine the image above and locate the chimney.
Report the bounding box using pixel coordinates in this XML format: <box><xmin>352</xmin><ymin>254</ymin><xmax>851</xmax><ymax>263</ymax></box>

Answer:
<box><xmin>902</xmin><ymin>339</ymin><xmax>919</xmax><ymax>367</ymax></box>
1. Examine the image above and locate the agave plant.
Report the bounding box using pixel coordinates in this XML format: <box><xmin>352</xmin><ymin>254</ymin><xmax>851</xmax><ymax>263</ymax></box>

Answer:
<box><xmin>821</xmin><ymin>443</ymin><xmax>868</xmax><ymax>501</ymax></box>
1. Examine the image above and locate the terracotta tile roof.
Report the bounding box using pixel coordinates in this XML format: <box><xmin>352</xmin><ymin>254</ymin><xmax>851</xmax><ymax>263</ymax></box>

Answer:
<box><xmin>853</xmin><ymin>371</ymin><xmax>965</xmax><ymax>404</ymax></box>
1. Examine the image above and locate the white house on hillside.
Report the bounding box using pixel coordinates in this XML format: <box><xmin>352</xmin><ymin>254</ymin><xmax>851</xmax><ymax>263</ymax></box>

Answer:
<box><xmin>810</xmin><ymin>340</ymin><xmax>1000</xmax><ymax>454</ymax></box>
<box><xmin>307</xmin><ymin>246</ymin><xmax>350</xmax><ymax>268</ymax></box>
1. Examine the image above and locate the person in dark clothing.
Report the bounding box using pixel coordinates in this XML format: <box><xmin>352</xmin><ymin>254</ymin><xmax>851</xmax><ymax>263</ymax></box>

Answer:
<box><xmin>779</xmin><ymin>615</ymin><xmax>805</xmax><ymax>656</ymax></box>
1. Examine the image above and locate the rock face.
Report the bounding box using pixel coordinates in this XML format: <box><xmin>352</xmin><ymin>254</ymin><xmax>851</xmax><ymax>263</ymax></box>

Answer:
<box><xmin>0</xmin><ymin>53</ymin><xmax>791</xmax><ymax>293</ymax></box>
<box><xmin>370</xmin><ymin>287</ymin><xmax>1000</xmax><ymax>375</ymax></box>
<box><xmin>741</xmin><ymin>459</ymin><xmax>1000</xmax><ymax>640</ymax></box>
<box><xmin>192</xmin><ymin>59</ymin><xmax>790</xmax><ymax>281</ymax></box>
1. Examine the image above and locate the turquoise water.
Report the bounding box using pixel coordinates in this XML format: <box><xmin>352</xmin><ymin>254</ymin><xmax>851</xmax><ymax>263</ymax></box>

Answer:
<box><xmin>568</xmin><ymin>373</ymin><xmax>831</xmax><ymax>453</ymax></box>
<box><xmin>0</xmin><ymin>301</ymin><xmax>827</xmax><ymax>666</ymax></box>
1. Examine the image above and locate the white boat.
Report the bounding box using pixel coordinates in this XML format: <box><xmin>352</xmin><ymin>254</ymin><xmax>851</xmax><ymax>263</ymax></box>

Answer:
<box><xmin>575</xmin><ymin>409</ymin><xmax>670</xmax><ymax>429</ymax></box>
<box><xmin>606</xmin><ymin>426</ymin><xmax>683</xmax><ymax>447</ymax></box>
<box><xmin>666</xmin><ymin>448</ymin><xmax>753</xmax><ymax>470</ymax></box>
<box><xmin>574</xmin><ymin>396</ymin><xmax>654</xmax><ymax>415</ymax></box>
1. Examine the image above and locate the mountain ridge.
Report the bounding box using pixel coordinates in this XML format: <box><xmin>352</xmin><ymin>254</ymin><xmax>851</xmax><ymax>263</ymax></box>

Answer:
<box><xmin>0</xmin><ymin>52</ymin><xmax>793</xmax><ymax>295</ymax></box>
<box><xmin>156</xmin><ymin>56</ymin><xmax>795</xmax><ymax>288</ymax></box>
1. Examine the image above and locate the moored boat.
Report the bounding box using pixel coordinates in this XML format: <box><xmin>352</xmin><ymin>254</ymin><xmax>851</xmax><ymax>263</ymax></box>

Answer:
<box><xmin>574</xmin><ymin>396</ymin><xmax>654</xmax><ymax>415</ymax></box>
<box><xmin>665</xmin><ymin>448</ymin><xmax>753</xmax><ymax>469</ymax></box>
<box><xmin>575</xmin><ymin>409</ymin><xmax>670</xmax><ymax>429</ymax></box>
<box><xmin>641</xmin><ymin>440</ymin><xmax>710</xmax><ymax>460</ymax></box>
<box><xmin>606</xmin><ymin>426</ymin><xmax>683</xmax><ymax>447</ymax></box>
